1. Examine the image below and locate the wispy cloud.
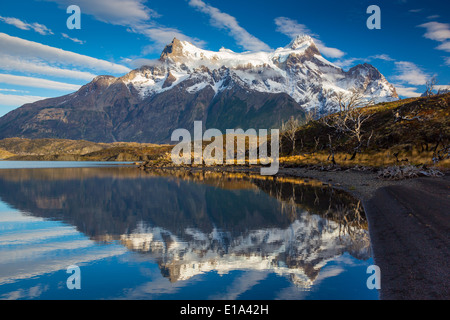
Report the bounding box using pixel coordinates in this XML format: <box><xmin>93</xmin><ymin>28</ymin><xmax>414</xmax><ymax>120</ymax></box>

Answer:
<box><xmin>188</xmin><ymin>0</ymin><xmax>271</xmax><ymax>51</ymax></box>
<box><xmin>274</xmin><ymin>17</ymin><xmax>345</xmax><ymax>58</ymax></box>
<box><xmin>418</xmin><ymin>21</ymin><xmax>450</xmax><ymax>42</ymax></box>
<box><xmin>332</xmin><ymin>57</ymin><xmax>363</xmax><ymax>68</ymax></box>
<box><xmin>315</xmin><ymin>42</ymin><xmax>345</xmax><ymax>59</ymax></box>
<box><xmin>274</xmin><ymin>17</ymin><xmax>314</xmax><ymax>38</ymax></box>
<box><xmin>436</xmin><ymin>42</ymin><xmax>450</xmax><ymax>52</ymax></box>
<box><xmin>44</xmin><ymin>0</ymin><xmax>204</xmax><ymax>52</ymax></box>
<box><xmin>417</xmin><ymin>21</ymin><xmax>450</xmax><ymax>65</ymax></box>
<box><xmin>435</xmin><ymin>84</ymin><xmax>450</xmax><ymax>91</ymax></box>
<box><xmin>392</xmin><ymin>61</ymin><xmax>429</xmax><ymax>86</ymax></box>
<box><xmin>0</xmin><ymin>15</ymin><xmax>53</xmax><ymax>35</ymax></box>
<box><xmin>0</xmin><ymin>88</ymin><xmax>29</xmax><ymax>93</ymax></box>
<box><xmin>0</xmin><ymin>93</ymin><xmax>49</xmax><ymax>107</ymax></box>
<box><xmin>370</xmin><ymin>54</ymin><xmax>395</xmax><ymax>61</ymax></box>
<box><xmin>393</xmin><ymin>84</ymin><xmax>422</xmax><ymax>97</ymax></box>
<box><xmin>0</xmin><ymin>54</ymin><xmax>96</xmax><ymax>81</ymax></box>
<box><xmin>61</xmin><ymin>33</ymin><xmax>85</xmax><ymax>45</ymax></box>
<box><xmin>44</xmin><ymin>0</ymin><xmax>158</xmax><ymax>25</ymax></box>
<box><xmin>332</xmin><ymin>54</ymin><xmax>396</xmax><ymax>69</ymax></box>
<box><xmin>0</xmin><ymin>33</ymin><xmax>130</xmax><ymax>74</ymax></box>
<box><xmin>0</xmin><ymin>74</ymin><xmax>81</xmax><ymax>91</ymax></box>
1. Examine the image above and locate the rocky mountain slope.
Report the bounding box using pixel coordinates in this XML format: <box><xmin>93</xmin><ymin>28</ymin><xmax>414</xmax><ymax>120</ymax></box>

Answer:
<box><xmin>0</xmin><ymin>35</ymin><xmax>398</xmax><ymax>143</ymax></box>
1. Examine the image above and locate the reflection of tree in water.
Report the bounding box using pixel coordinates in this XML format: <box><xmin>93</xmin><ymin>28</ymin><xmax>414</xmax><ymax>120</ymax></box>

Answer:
<box><xmin>249</xmin><ymin>174</ymin><xmax>368</xmax><ymax>226</ymax></box>
<box><xmin>248</xmin><ymin>175</ymin><xmax>371</xmax><ymax>260</ymax></box>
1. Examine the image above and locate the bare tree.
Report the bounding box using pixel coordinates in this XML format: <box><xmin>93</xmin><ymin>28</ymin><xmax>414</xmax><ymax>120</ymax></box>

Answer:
<box><xmin>281</xmin><ymin>116</ymin><xmax>301</xmax><ymax>155</ymax></box>
<box><xmin>323</xmin><ymin>89</ymin><xmax>375</xmax><ymax>160</ymax></box>
<box><xmin>327</xmin><ymin>134</ymin><xmax>336</xmax><ymax>165</ymax></box>
<box><xmin>304</xmin><ymin>106</ymin><xmax>319</xmax><ymax>124</ymax></box>
<box><xmin>313</xmin><ymin>136</ymin><xmax>320</xmax><ymax>154</ymax></box>
<box><xmin>425</xmin><ymin>76</ymin><xmax>438</xmax><ymax>98</ymax></box>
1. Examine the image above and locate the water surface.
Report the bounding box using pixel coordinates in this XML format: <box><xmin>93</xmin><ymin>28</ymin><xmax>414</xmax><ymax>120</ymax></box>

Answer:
<box><xmin>0</xmin><ymin>163</ymin><xmax>378</xmax><ymax>300</ymax></box>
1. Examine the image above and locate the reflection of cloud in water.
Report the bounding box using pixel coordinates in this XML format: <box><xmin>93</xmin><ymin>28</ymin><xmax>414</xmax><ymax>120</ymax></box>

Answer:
<box><xmin>1</xmin><ymin>284</ymin><xmax>49</xmax><ymax>300</ymax></box>
<box><xmin>0</xmin><ymin>211</ymin><xmax>127</xmax><ymax>287</ymax></box>
<box><xmin>208</xmin><ymin>271</ymin><xmax>269</xmax><ymax>300</ymax></box>
<box><xmin>116</xmin><ymin>267</ymin><xmax>203</xmax><ymax>300</ymax></box>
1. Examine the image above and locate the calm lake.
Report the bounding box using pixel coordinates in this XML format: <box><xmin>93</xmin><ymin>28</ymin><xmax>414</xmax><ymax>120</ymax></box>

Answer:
<box><xmin>0</xmin><ymin>161</ymin><xmax>378</xmax><ymax>300</ymax></box>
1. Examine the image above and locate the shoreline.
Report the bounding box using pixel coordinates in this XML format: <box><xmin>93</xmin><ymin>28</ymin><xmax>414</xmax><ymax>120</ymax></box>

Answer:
<box><xmin>276</xmin><ymin>167</ymin><xmax>450</xmax><ymax>300</ymax></box>
<box><xmin>139</xmin><ymin>164</ymin><xmax>450</xmax><ymax>300</ymax></box>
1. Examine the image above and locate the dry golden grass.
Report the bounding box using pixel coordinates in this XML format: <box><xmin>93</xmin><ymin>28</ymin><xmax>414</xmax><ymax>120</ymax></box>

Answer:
<box><xmin>0</xmin><ymin>148</ymin><xmax>16</xmax><ymax>159</ymax></box>
<box><xmin>280</xmin><ymin>147</ymin><xmax>450</xmax><ymax>169</ymax></box>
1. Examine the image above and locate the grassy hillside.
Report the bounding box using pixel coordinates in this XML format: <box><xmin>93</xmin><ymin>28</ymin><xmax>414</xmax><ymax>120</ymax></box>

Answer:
<box><xmin>280</xmin><ymin>93</ymin><xmax>450</xmax><ymax>168</ymax></box>
<box><xmin>0</xmin><ymin>138</ymin><xmax>171</xmax><ymax>161</ymax></box>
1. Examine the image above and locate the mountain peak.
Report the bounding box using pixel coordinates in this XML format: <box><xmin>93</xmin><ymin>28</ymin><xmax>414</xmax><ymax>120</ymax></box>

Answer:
<box><xmin>159</xmin><ymin>38</ymin><xmax>186</xmax><ymax>62</ymax></box>
<box><xmin>287</xmin><ymin>34</ymin><xmax>315</xmax><ymax>50</ymax></box>
<box><xmin>159</xmin><ymin>37</ymin><xmax>207</xmax><ymax>64</ymax></box>
<box><xmin>347</xmin><ymin>63</ymin><xmax>383</xmax><ymax>80</ymax></box>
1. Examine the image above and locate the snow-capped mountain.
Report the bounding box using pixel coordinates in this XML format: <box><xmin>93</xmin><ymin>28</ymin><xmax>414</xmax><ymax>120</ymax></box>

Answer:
<box><xmin>122</xmin><ymin>35</ymin><xmax>397</xmax><ymax>113</ymax></box>
<box><xmin>0</xmin><ymin>35</ymin><xmax>398</xmax><ymax>143</ymax></box>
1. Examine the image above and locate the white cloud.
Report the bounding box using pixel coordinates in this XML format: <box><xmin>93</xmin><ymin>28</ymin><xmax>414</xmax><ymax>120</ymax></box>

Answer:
<box><xmin>435</xmin><ymin>85</ymin><xmax>450</xmax><ymax>91</ymax></box>
<box><xmin>418</xmin><ymin>21</ymin><xmax>450</xmax><ymax>42</ymax></box>
<box><xmin>274</xmin><ymin>17</ymin><xmax>314</xmax><ymax>38</ymax></box>
<box><xmin>393</xmin><ymin>84</ymin><xmax>422</xmax><ymax>97</ymax></box>
<box><xmin>0</xmin><ymin>88</ymin><xmax>29</xmax><ymax>93</ymax></box>
<box><xmin>0</xmin><ymin>74</ymin><xmax>81</xmax><ymax>91</ymax></box>
<box><xmin>436</xmin><ymin>42</ymin><xmax>450</xmax><ymax>52</ymax></box>
<box><xmin>370</xmin><ymin>54</ymin><xmax>395</xmax><ymax>61</ymax></box>
<box><xmin>0</xmin><ymin>33</ymin><xmax>130</xmax><ymax>74</ymax></box>
<box><xmin>332</xmin><ymin>58</ymin><xmax>362</xmax><ymax>69</ymax></box>
<box><xmin>44</xmin><ymin>0</ymin><xmax>157</xmax><ymax>26</ymax></box>
<box><xmin>31</xmin><ymin>23</ymin><xmax>54</xmax><ymax>36</ymax></box>
<box><xmin>188</xmin><ymin>0</ymin><xmax>271</xmax><ymax>51</ymax></box>
<box><xmin>417</xmin><ymin>22</ymin><xmax>450</xmax><ymax>65</ymax></box>
<box><xmin>45</xmin><ymin>0</ymin><xmax>203</xmax><ymax>52</ymax></box>
<box><xmin>274</xmin><ymin>17</ymin><xmax>345</xmax><ymax>58</ymax></box>
<box><xmin>0</xmin><ymin>16</ymin><xmax>53</xmax><ymax>35</ymax></box>
<box><xmin>392</xmin><ymin>61</ymin><xmax>429</xmax><ymax>86</ymax></box>
<box><xmin>0</xmin><ymin>55</ymin><xmax>96</xmax><ymax>81</ymax></box>
<box><xmin>315</xmin><ymin>41</ymin><xmax>346</xmax><ymax>58</ymax></box>
<box><xmin>333</xmin><ymin>54</ymin><xmax>395</xmax><ymax>69</ymax></box>
<box><xmin>122</xmin><ymin>58</ymin><xmax>160</xmax><ymax>69</ymax></box>
<box><xmin>61</xmin><ymin>33</ymin><xmax>85</xmax><ymax>45</ymax></box>
<box><xmin>0</xmin><ymin>93</ymin><xmax>49</xmax><ymax>107</ymax></box>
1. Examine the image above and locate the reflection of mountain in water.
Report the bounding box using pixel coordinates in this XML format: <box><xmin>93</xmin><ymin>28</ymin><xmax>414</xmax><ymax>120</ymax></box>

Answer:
<box><xmin>0</xmin><ymin>167</ymin><xmax>370</xmax><ymax>288</ymax></box>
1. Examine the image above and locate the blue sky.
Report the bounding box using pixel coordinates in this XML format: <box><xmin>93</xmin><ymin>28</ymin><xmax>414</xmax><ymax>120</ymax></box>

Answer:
<box><xmin>0</xmin><ymin>0</ymin><xmax>449</xmax><ymax>116</ymax></box>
